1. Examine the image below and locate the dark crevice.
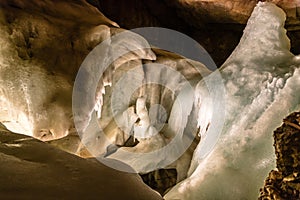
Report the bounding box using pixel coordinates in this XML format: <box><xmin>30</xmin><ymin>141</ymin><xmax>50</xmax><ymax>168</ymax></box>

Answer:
<box><xmin>140</xmin><ymin>169</ymin><xmax>177</xmax><ymax>196</ymax></box>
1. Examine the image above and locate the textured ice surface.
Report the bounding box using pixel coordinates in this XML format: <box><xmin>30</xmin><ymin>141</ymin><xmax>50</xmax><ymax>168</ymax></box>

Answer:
<box><xmin>0</xmin><ymin>24</ymin><xmax>73</xmax><ymax>139</ymax></box>
<box><xmin>107</xmin><ymin>66</ymin><xmax>196</xmax><ymax>173</ymax></box>
<box><xmin>165</xmin><ymin>2</ymin><xmax>300</xmax><ymax>199</ymax></box>
<box><xmin>74</xmin><ymin>28</ymin><xmax>210</xmax><ymax>174</ymax></box>
<box><xmin>73</xmin><ymin>30</ymin><xmax>156</xmax><ymax>135</ymax></box>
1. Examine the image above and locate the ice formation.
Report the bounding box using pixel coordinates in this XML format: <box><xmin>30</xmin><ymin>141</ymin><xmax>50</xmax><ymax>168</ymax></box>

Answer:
<box><xmin>0</xmin><ymin>24</ymin><xmax>73</xmax><ymax>139</ymax></box>
<box><xmin>73</xmin><ymin>35</ymin><xmax>210</xmax><ymax>175</ymax></box>
<box><xmin>164</xmin><ymin>2</ymin><xmax>300</xmax><ymax>199</ymax></box>
<box><xmin>73</xmin><ymin>3</ymin><xmax>300</xmax><ymax>197</ymax></box>
<box><xmin>0</xmin><ymin>0</ymin><xmax>119</xmax><ymax>141</ymax></box>
<box><xmin>1</xmin><ymin>1</ymin><xmax>299</xmax><ymax>199</ymax></box>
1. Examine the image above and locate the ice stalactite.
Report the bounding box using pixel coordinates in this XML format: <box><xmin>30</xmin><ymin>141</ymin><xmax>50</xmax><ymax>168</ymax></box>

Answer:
<box><xmin>74</xmin><ymin>29</ymin><xmax>210</xmax><ymax>179</ymax></box>
<box><xmin>72</xmin><ymin>30</ymin><xmax>158</xmax><ymax>159</ymax></box>
<box><xmin>164</xmin><ymin>2</ymin><xmax>300</xmax><ymax>199</ymax></box>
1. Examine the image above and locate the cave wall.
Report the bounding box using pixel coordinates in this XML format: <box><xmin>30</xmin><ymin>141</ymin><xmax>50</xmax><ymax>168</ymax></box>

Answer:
<box><xmin>94</xmin><ymin>0</ymin><xmax>300</xmax><ymax>66</ymax></box>
<box><xmin>0</xmin><ymin>0</ymin><xmax>119</xmax><ymax>139</ymax></box>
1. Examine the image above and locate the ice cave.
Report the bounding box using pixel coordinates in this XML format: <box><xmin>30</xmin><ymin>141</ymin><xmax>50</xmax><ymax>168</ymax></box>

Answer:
<box><xmin>0</xmin><ymin>0</ymin><xmax>299</xmax><ymax>199</ymax></box>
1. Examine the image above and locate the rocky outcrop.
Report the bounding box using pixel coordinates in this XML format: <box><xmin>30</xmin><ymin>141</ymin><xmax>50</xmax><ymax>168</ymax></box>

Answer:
<box><xmin>259</xmin><ymin>112</ymin><xmax>300</xmax><ymax>199</ymax></box>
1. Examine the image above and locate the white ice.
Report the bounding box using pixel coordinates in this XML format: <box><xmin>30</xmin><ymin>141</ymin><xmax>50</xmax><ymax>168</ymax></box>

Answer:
<box><xmin>164</xmin><ymin>2</ymin><xmax>300</xmax><ymax>199</ymax></box>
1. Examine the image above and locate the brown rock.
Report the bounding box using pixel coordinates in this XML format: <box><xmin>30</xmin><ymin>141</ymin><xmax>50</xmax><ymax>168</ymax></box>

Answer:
<box><xmin>259</xmin><ymin>112</ymin><xmax>300</xmax><ymax>200</ymax></box>
<box><xmin>165</xmin><ymin>0</ymin><xmax>300</xmax><ymax>27</ymax></box>
<box><xmin>0</xmin><ymin>125</ymin><xmax>163</xmax><ymax>200</ymax></box>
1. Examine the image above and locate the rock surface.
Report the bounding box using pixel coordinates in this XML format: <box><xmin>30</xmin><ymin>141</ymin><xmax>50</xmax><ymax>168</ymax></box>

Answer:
<box><xmin>97</xmin><ymin>0</ymin><xmax>300</xmax><ymax>66</ymax></box>
<box><xmin>165</xmin><ymin>0</ymin><xmax>300</xmax><ymax>27</ymax></box>
<box><xmin>259</xmin><ymin>112</ymin><xmax>300</xmax><ymax>199</ymax></box>
<box><xmin>141</xmin><ymin>169</ymin><xmax>177</xmax><ymax>196</ymax></box>
<box><xmin>0</xmin><ymin>123</ymin><xmax>163</xmax><ymax>200</ymax></box>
